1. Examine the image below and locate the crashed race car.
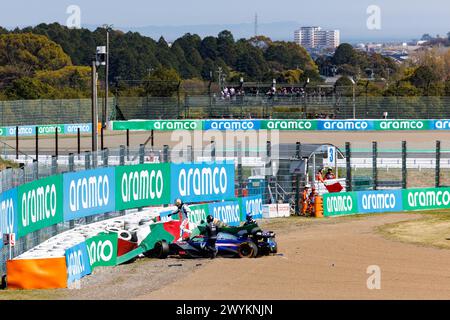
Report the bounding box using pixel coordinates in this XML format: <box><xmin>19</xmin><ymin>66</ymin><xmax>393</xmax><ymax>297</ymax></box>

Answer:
<box><xmin>148</xmin><ymin>221</ymin><xmax>277</xmax><ymax>259</ymax></box>
<box><xmin>116</xmin><ymin>207</ymin><xmax>277</xmax><ymax>262</ymax></box>
<box><xmin>167</xmin><ymin>232</ymin><xmax>259</xmax><ymax>258</ymax></box>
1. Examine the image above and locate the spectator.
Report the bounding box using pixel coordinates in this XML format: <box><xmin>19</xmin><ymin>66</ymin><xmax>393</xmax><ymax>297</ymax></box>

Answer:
<box><xmin>325</xmin><ymin>168</ymin><xmax>336</xmax><ymax>180</ymax></box>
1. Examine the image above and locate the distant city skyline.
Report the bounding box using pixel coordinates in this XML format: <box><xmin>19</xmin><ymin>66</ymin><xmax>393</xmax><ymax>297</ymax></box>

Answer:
<box><xmin>1</xmin><ymin>0</ymin><xmax>448</xmax><ymax>42</ymax></box>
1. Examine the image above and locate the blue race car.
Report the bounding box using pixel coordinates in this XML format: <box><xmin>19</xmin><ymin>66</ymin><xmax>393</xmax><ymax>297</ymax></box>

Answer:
<box><xmin>164</xmin><ymin>229</ymin><xmax>277</xmax><ymax>259</ymax></box>
<box><xmin>168</xmin><ymin>232</ymin><xmax>259</xmax><ymax>258</ymax></box>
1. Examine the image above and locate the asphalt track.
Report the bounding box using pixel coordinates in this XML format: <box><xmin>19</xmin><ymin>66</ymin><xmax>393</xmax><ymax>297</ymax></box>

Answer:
<box><xmin>3</xmin><ymin>130</ymin><xmax>450</xmax><ymax>155</ymax></box>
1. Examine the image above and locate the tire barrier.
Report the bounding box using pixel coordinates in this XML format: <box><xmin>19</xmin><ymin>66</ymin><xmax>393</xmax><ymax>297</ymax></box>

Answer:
<box><xmin>5</xmin><ymin>194</ymin><xmax>264</xmax><ymax>290</ymax></box>
<box><xmin>0</xmin><ymin>161</ymin><xmax>236</xmax><ymax>253</ymax></box>
<box><xmin>110</xmin><ymin>119</ymin><xmax>450</xmax><ymax>132</ymax></box>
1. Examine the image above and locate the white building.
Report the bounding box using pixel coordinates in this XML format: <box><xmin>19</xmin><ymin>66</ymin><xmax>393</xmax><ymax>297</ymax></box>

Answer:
<box><xmin>294</xmin><ymin>27</ymin><xmax>340</xmax><ymax>49</ymax></box>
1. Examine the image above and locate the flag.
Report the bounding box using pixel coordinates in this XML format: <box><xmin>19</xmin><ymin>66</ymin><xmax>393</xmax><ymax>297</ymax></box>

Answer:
<box><xmin>325</xmin><ymin>181</ymin><xmax>343</xmax><ymax>193</ymax></box>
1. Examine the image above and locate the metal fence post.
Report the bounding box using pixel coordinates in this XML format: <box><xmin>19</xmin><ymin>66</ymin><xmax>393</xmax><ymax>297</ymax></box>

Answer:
<box><xmin>372</xmin><ymin>141</ymin><xmax>378</xmax><ymax>190</ymax></box>
<box><xmin>211</xmin><ymin>140</ymin><xmax>216</xmax><ymax>162</ymax></box>
<box><xmin>77</xmin><ymin>128</ymin><xmax>81</xmax><ymax>157</ymax></box>
<box><xmin>51</xmin><ymin>159</ymin><xmax>59</xmax><ymax>235</ymax></box>
<box><xmin>119</xmin><ymin>146</ymin><xmax>126</xmax><ymax>214</ymax></box>
<box><xmin>345</xmin><ymin>142</ymin><xmax>352</xmax><ymax>192</ymax></box>
<box><xmin>265</xmin><ymin>141</ymin><xmax>272</xmax><ymax>203</ymax></box>
<box><xmin>35</xmin><ymin>126</ymin><xmax>38</xmax><ymax>162</ymax></box>
<box><xmin>402</xmin><ymin>141</ymin><xmax>407</xmax><ymax>189</ymax></box>
<box><xmin>68</xmin><ymin>153</ymin><xmax>75</xmax><ymax>172</ymax></box>
<box><xmin>237</xmin><ymin>142</ymin><xmax>243</xmax><ymax>197</ymax></box>
<box><xmin>126</xmin><ymin>129</ymin><xmax>130</xmax><ymax>160</ymax></box>
<box><xmin>92</xmin><ymin>149</ymin><xmax>98</xmax><ymax>168</ymax></box>
<box><xmin>119</xmin><ymin>145</ymin><xmax>125</xmax><ymax>166</ymax></box>
<box><xmin>163</xmin><ymin>145</ymin><xmax>169</xmax><ymax>163</ymax></box>
<box><xmin>295</xmin><ymin>141</ymin><xmax>303</xmax><ymax>215</ymax></box>
<box><xmin>55</xmin><ymin>127</ymin><xmax>58</xmax><ymax>158</ymax></box>
<box><xmin>139</xmin><ymin>144</ymin><xmax>145</xmax><ymax>164</ymax></box>
<box><xmin>103</xmin><ymin>148</ymin><xmax>109</xmax><ymax>167</ymax></box>
<box><xmin>68</xmin><ymin>152</ymin><xmax>76</xmax><ymax>229</ymax></box>
<box><xmin>151</xmin><ymin>130</ymin><xmax>154</xmax><ymax>149</ymax></box>
<box><xmin>32</xmin><ymin>159</ymin><xmax>38</xmax><ymax>181</ymax></box>
<box><xmin>436</xmin><ymin>140</ymin><xmax>441</xmax><ymax>188</ymax></box>
<box><xmin>187</xmin><ymin>145</ymin><xmax>193</xmax><ymax>163</ymax></box>
<box><xmin>85</xmin><ymin>151</ymin><xmax>91</xmax><ymax>170</ymax></box>
<box><xmin>51</xmin><ymin>155</ymin><xmax>57</xmax><ymax>175</ymax></box>
<box><xmin>15</xmin><ymin>126</ymin><xmax>19</xmax><ymax>160</ymax></box>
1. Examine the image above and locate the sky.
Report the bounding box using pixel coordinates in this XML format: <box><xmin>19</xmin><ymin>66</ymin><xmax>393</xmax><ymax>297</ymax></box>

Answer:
<box><xmin>1</xmin><ymin>0</ymin><xmax>449</xmax><ymax>41</ymax></box>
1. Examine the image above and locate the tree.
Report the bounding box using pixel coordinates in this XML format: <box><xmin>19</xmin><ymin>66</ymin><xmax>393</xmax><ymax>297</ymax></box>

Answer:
<box><xmin>0</xmin><ymin>33</ymin><xmax>71</xmax><ymax>74</ymax></box>
<box><xmin>217</xmin><ymin>30</ymin><xmax>237</xmax><ymax>65</ymax></box>
<box><xmin>143</xmin><ymin>67</ymin><xmax>181</xmax><ymax>97</ymax></box>
<box><xmin>5</xmin><ymin>77</ymin><xmax>56</xmax><ymax>100</ymax></box>
<box><xmin>410</xmin><ymin>65</ymin><xmax>440</xmax><ymax>93</ymax></box>
<box><xmin>332</xmin><ymin>43</ymin><xmax>355</xmax><ymax>66</ymax></box>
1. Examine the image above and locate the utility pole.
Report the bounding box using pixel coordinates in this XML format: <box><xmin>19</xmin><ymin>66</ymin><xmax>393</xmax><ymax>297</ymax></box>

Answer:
<box><xmin>91</xmin><ymin>61</ymin><xmax>98</xmax><ymax>152</ymax></box>
<box><xmin>104</xmin><ymin>28</ymin><xmax>109</xmax><ymax>130</ymax></box>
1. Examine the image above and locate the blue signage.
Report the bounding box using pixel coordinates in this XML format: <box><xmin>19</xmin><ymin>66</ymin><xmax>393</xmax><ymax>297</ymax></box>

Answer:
<box><xmin>240</xmin><ymin>195</ymin><xmax>263</xmax><ymax>220</ymax></box>
<box><xmin>64</xmin><ymin>123</ymin><xmax>92</xmax><ymax>134</ymax></box>
<box><xmin>317</xmin><ymin>120</ymin><xmax>374</xmax><ymax>131</ymax></box>
<box><xmin>203</xmin><ymin>120</ymin><xmax>261</xmax><ymax>131</ymax></box>
<box><xmin>357</xmin><ymin>190</ymin><xmax>403</xmax><ymax>214</ymax></box>
<box><xmin>4</xmin><ymin>126</ymin><xmax>36</xmax><ymax>137</ymax></box>
<box><xmin>65</xmin><ymin>241</ymin><xmax>92</xmax><ymax>284</ymax></box>
<box><xmin>63</xmin><ymin>167</ymin><xmax>115</xmax><ymax>221</ymax></box>
<box><xmin>0</xmin><ymin>188</ymin><xmax>18</xmax><ymax>249</ymax></box>
<box><xmin>170</xmin><ymin>162</ymin><xmax>235</xmax><ymax>203</ymax></box>
<box><xmin>209</xmin><ymin>200</ymin><xmax>241</xmax><ymax>226</ymax></box>
<box><xmin>430</xmin><ymin>120</ymin><xmax>450</xmax><ymax>130</ymax></box>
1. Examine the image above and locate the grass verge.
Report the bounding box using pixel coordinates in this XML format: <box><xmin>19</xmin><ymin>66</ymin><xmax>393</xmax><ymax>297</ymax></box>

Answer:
<box><xmin>377</xmin><ymin>209</ymin><xmax>450</xmax><ymax>249</ymax></box>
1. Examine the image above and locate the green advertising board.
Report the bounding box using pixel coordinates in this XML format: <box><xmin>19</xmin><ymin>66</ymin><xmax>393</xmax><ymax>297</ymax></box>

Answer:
<box><xmin>85</xmin><ymin>232</ymin><xmax>118</xmax><ymax>269</ymax></box>
<box><xmin>260</xmin><ymin>120</ymin><xmax>318</xmax><ymax>130</ymax></box>
<box><xmin>374</xmin><ymin>120</ymin><xmax>430</xmax><ymax>131</ymax></box>
<box><xmin>17</xmin><ymin>174</ymin><xmax>64</xmax><ymax>237</ymax></box>
<box><xmin>402</xmin><ymin>187</ymin><xmax>450</xmax><ymax>211</ymax></box>
<box><xmin>0</xmin><ymin>127</ymin><xmax>5</xmax><ymax>136</ymax></box>
<box><xmin>323</xmin><ymin>192</ymin><xmax>358</xmax><ymax>216</ymax></box>
<box><xmin>188</xmin><ymin>203</ymin><xmax>209</xmax><ymax>225</ymax></box>
<box><xmin>115</xmin><ymin>163</ymin><xmax>171</xmax><ymax>210</ymax></box>
<box><xmin>112</xmin><ymin>120</ymin><xmax>202</xmax><ymax>131</ymax></box>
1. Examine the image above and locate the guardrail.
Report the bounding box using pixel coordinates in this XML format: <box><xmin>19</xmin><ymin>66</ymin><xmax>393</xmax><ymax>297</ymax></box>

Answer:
<box><xmin>110</xmin><ymin>119</ymin><xmax>450</xmax><ymax>132</ymax></box>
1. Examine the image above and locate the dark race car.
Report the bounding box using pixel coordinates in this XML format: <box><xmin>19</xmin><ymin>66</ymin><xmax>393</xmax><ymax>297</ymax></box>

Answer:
<box><xmin>168</xmin><ymin>232</ymin><xmax>259</xmax><ymax>259</ymax></box>
<box><xmin>201</xmin><ymin>222</ymin><xmax>278</xmax><ymax>256</ymax></box>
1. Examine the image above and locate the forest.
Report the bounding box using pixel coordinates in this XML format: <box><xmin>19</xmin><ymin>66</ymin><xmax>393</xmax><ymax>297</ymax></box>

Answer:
<box><xmin>0</xmin><ymin>23</ymin><xmax>449</xmax><ymax>100</ymax></box>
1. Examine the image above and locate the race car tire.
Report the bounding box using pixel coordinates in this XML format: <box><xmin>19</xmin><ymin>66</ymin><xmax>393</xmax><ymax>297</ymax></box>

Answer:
<box><xmin>153</xmin><ymin>240</ymin><xmax>170</xmax><ymax>259</ymax></box>
<box><xmin>238</xmin><ymin>242</ymin><xmax>258</xmax><ymax>258</ymax></box>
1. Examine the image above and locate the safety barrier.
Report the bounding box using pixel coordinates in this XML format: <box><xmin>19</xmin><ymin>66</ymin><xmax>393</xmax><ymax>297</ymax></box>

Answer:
<box><xmin>110</xmin><ymin>119</ymin><xmax>450</xmax><ymax>132</ymax></box>
<box><xmin>6</xmin><ymin>193</ymin><xmax>263</xmax><ymax>289</ymax></box>
<box><xmin>0</xmin><ymin>161</ymin><xmax>236</xmax><ymax>252</ymax></box>
<box><xmin>0</xmin><ymin>123</ymin><xmax>92</xmax><ymax>137</ymax></box>
<box><xmin>323</xmin><ymin>187</ymin><xmax>450</xmax><ymax>216</ymax></box>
